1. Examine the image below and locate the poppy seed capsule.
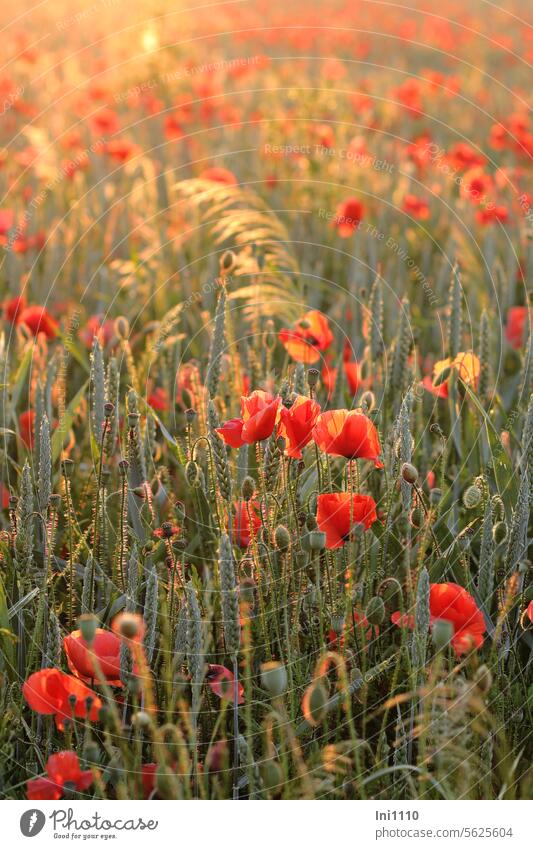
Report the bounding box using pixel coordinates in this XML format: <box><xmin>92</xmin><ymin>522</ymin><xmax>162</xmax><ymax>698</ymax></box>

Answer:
<box><xmin>463</xmin><ymin>484</ymin><xmax>482</xmax><ymax>509</ymax></box>
<box><xmin>275</xmin><ymin>525</ymin><xmax>290</xmax><ymax>551</ymax></box>
<box><xmin>185</xmin><ymin>408</ymin><xmax>197</xmax><ymax>425</ymax></box>
<box><xmin>115</xmin><ymin>316</ymin><xmax>130</xmax><ymax>339</ymax></box>
<box><xmin>307</xmin><ymin>368</ymin><xmax>320</xmax><ymax>389</ymax></box>
<box><xmin>78</xmin><ymin>613</ymin><xmax>98</xmax><ymax>644</ymax></box>
<box><xmin>117</xmin><ymin>613</ymin><xmax>141</xmax><ymax>640</ymax></box>
<box><xmin>401</xmin><ymin>462</ymin><xmax>418</xmax><ymax>484</ymax></box>
<box><xmin>308</xmin><ymin>530</ymin><xmax>326</xmax><ymax>551</ymax></box>
<box><xmin>132</xmin><ymin>711</ymin><xmax>151</xmax><ymax>729</ymax></box>
<box><xmin>49</xmin><ymin>493</ymin><xmax>62</xmax><ymax>510</ymax></box>
<box><xmin>104</xmin><ymin>402</ymin><xmax>114</xmax><ymax>418</ymax></box>
<box><xmin>128</xmin><ymin>412</ymin><xmax>140</xmax><ymax>428</ymax></box>
<box><xmin>330</xmin><ymin>613</ymin><xmax>345</xmax><ymax>635</ymax></box>
<box><xmin>366</xmin><ymin>596</ymin><xmax>385</xmax><ymax>625</ymax></box>
<box><xmin>261</xmin><ymin>661</ymin><xmax>288</xmax><ymax>698</ymax></box>
<box><xmin>429</xmin><ymin>487</ymin><xmax>442</xmax><ymax>505</ymax></box>
<box><xmin>241</xmin><ymin>476</ymin><xmax>255</xmax><ymax>501</ymax></box>
<box><xmin>62</xmin><ymin>458</ymin><xmax>74</xmax><ymax>479</ymax></box>
<box><xmin>118</xmin><ymin>458</ymin><xmax>129</xmax><ymax>476</ymax></box>
<box><xmin>431</xmin><ymin>617</ymin><xmax>454</xmax><ymax>652</ymax></box>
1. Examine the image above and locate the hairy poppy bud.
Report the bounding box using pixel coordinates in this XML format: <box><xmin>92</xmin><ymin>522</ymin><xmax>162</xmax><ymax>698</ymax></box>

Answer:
<box><xmin>401</xmin><ymin>462</ymin><xmax>418</xmax><ymax>484</ymax></box>
<box><xmin>360</xmin><ymin>390</ymin><xmax>375</xmax><ymax>413</ymax></box>
<box><xmin>473</xmin><ymin>664</ymin><xmax>493</xmax><ymax>694</ymax></box>
<box><xmin>185</xmin><ymin>460</ymin><xmax>200</xmax><ymax>487</ymax></box>
<box><xmin>366</xmin><ymin>596</ymin><xmax>385</xmax><ymax>626</ymax></box>
<box><xmin>261</xmin><ymin>661</ymin><xmax>288</xmax><ymax>698</ymax></box>
<box><xmin>115</xmin><ymin>316</ymin><xmax>130</xmax><ymax>339</ymax></box>
<box><xmin>220</xmin><ymin>250</ymin><xmax>237</xmax><ymax>274</ymax></box>
<box><xmin>431</xmin><ymin>618</ymin><xmax>454</xmax><ymax>652</ymax></box>
<box><xmin>492</xmin><ymin>521</ymin><xmax>507</xmax><ymax>544</ymax></box>
<box><xmin>275</xmin><ymin>525</ymin><xmax>290</xmax><ymax>551</ymax></box>
<box><xmin>409</xmin><ymin>506</ymin><xmax>424</xmax><ymax>528</ymax></box>
<box><xmin>241</xmin><ymin>476</ymin><xmax>255</xmax><ymax>501</ymax></box>
<box><xmin>463</xmin><ymin>484</ymin><xmax>482</xmax><ymax>509</ymax></box>
<box><xmin>302</xmin><ymin>680</ymin><xmax>329</xmax><ymax>726</ymax></box>
<box><xmin>261</xmin><ymin>759</ymin><xmax>283</xmax><ymax>792</ymax></box>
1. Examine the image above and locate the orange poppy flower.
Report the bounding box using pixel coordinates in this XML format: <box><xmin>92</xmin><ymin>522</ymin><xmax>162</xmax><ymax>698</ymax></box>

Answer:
<box><xmin>312</xmin><ymin>409</ymin><xmax>382</xmax><ymax>466</ymax></box>
<box><xmin>317</xmin><ymin>492</ymin><xmax>377</xmax><ymax>548</ymax></box>
<box><xmin>27</xmin><ymin>751</ymin><xmax>95</xmax><ymax>800</ymax></box>
<box><xmin>232</xmin><ymin>500</ymin><xmax>262</xmax><ymax>548</ymax></box>
<box><xmin>19</xmin><ymin>409</ymin><xmax>35</xmax><ymax>448</ymax></box>
<box><xmin>423</xmin><ymin>351</ymin><xmax>480</xmax><ymax>398</ymax></box>
<box><xmin>217</xmin><ymin>390</ymin><xmax>281</xmax><ymax>447</ymax></box>
<box><xmin>3</xmin><ymin>294</ymin><xmax>27</xmax><ymax>323</ymax></box>
<box><xmin>63</xmin><ymin>628</ymin><xmax>122</xmax><ymax>687</ymax></box>
<box><xmin>199</xmin><ymin>167</ymin><xmax>238</xmax><ymax>185</ymax></box>
<box><xmin>279</xmin><ymin>310</ymin><xmax>334</xmax><ymax>364</ymax></box>
<box><xmin>22</xmin><ymin>668</ymin><xmax>102</xmax><ymax>731</ymax></box>
<box><xmin>391</xmin><ymin>582</ymin><xmax>486</xmax><ymax>656</ymax></box>
<box><xmin>279</xmin><ymin>395</ymin><xmax>321</xmax><ymax>458</ymax></box>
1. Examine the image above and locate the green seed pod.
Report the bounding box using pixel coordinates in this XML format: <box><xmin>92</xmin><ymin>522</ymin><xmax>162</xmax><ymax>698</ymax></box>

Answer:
<box><xmin>115</xmin><ymin>316</ymin><xmax>130</xmax><ymax>340</ymax></box>
<box><xmin>78</xmin><ymin>614</ymin><xmax>98</xmax><ymax>644</ymax></box>
<box><xmin>366</xmin><ymin>596</ymin><xmax>385</xmax><ymax>626</ymax></box>
<box><xmin>463</xmin><ymin>484</ymin><xmax>482</xmax><ymax>509</ymax></box>
<box><xmin>308</xmin><ymin>530</ymin><xmax>326</xmax><ymax>551</ymax></box>
<box><xmin>409</xmin><ymin>506</ymin><xmax>424</xmax><ymax>528</ymax></box>
<box><xmin>242</xmin><ymin>476</ymin><xmax>255</xmax><ymax>501</ymax></box>
<box><xmin>302</xmin><ymin>680</ymin><xmax>329</xmax><ymax>726</ymax></box>
<box><xmin>431</xmin><ymin>618</ymin><xmax>454</xmax><ymax>652</ymax></box>
<box><xmin>493</xmin><ymin>520</ymin><xmax>508</xmax><ymax>545</ymax></box>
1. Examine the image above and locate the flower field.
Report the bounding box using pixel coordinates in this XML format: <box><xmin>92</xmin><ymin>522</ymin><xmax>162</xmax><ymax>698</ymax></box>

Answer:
<box><xmin>0</xmin><ymin>0</ymin><xmax>532</xmax><ymax>801</ymax></box>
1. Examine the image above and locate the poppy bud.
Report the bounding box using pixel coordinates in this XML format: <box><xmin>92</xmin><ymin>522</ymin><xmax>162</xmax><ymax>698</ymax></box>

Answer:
<box><xmin>492</xmin><ymin>521</ymin><xmax>507</xmax><ymax>544</ymax></box>
<box><xmin>307</xmin><ymin>368</ymin><xmax>320</xmax><ymax>389</ymax></box>
<box><xmin>115</xmin><ymin>316</ymin><xmax>130</xmax><ymax>339</ymax></box>
<box><xmin>261</xmin><ymin>661</ymin><xmax>288</xmax><ymax>698</ymax></box>
<box><xmin>132</xmin><ymin>710</ymin><xmax>151</xmax><ymax>729</ymax></box>
<box><xmin>185</xmin><ymin>460</ymin><xmax>200</xmax><ymax>487</ymax></box>
<box><xmin>360</xmin><ymin>390</ymin><xmax>375</xmax><ymax>413</ymax></box>
<box><xmin>429</xmin><ymin>487</ymin><xmax>442</xmax><ymax>505</ymax></box>
<box><xmin>241</xmin><ymin>476</ymin><xmax>255</xmax><ymax>501</ymax></box>
<box><xmin>401</xmin><ymin>462</ymin><xmax>418</xmax><ymax>484</ymax></box>
<box><xmin>78</xmin><ymin>613</ymin><xmax>98</xmax><ymax>644</ymax></box>
<box><xmin>463</xmin><ymin>484</ymin><xmax>482</xmax><ymax>509</ymax></box>
<box><xmin>185</xmin><ymin>408</ymin><xmax>197</xmax><ymax>425</ymax></box>
<box><xmin>473</xmin><ymin>664</ymin><xmax>493</xmax><ymax>694</ymax></box>
<box><xmin>409</xmin><ymin>506</ymin><xmax>424</xmax><ymax>528</ymax></box>
<box><xmin>431</xmin><ymin>618</ymin><xmax>454</xmax><ymax>652</ymax></box>
<box><xmin>275</xmin><ymin>525</ymin><xmax>290</xmax><ymax>551</ymax></box>
<box><xmin>302</xmin><ymin>680</ymin><xmax>329</xmax><ymax>726</ymax></box>
<box><xmin>260</xmin><ymin>759</ymin><xmax>283</xmax><ymax>792</ymax></box>
<box><xmin>116</xmin><ymin>612</ymin><xmax>141</xmax><ymax>640</ymax></box>
<box><xmin>132</xmin><ymin>486</ymin><xmax>147</xmax><ymax>499</ymax></box>
<box><xmin>220</xmin><ymin>250</ymin><xmax>237</xmax><ymax>274</ymax></box>
<box><xmin>366</xmin><ymin>596</ymin><xmax>385</xmax><ymax>625</ymax></box>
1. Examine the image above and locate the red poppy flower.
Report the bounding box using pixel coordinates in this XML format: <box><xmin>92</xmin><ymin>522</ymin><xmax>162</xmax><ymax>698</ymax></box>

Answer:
<box><xmin>316</xmin><ymin>492</ymin><xmax>377</xmax><ymax>548</ymax></box>
<box><xmin>343</xmin><ymin>359</ymin><xmax>362</xmax><ymax>395</ymax></box>
<box><xmin>105</xmin><ymin>139</ymin><xmax>140</xmax><ymax>162</ymax></box>
<box><xmin>460</xmin><ymin>168</ymin><xmax>493</xmax><ymax>205</ymax></box>
<box><xmin>232</xmin><ymin>500</ymin><xmax>262</xmax><ymax>548</ymax></box>
<box><xmin>63</xmin><ymin>628</ymin><xmax>122</xmax><ymax>687</ymax></box>
<box><xmin>279</xmin><ymin>310</ymin><xmax>334</xmax><ymax>364</ymax></box>
<box><xmin>18</xmin><ymin>305</ymin><xmax>58</xmax><ymax>339</ymax></box>
<box><xmin>141</xmin><ymin>763</ymin><xmax>158</xmax><ymax>799</ymax></box>
<box><xmin>217</xmin><ymin>391</ymin><xmax>281</xmax><ymax>447</ymax></box>
<box><xmin>476</xmin><ymin>205</ymin><xmax>509</xmax><ymax>226</ymax></box>
<box><xmin>79</xmin><ymin>315</ymin><xmax>114</xmax><ymax>349</ymax></box>
<box><xmin>216</xmin><ymin>417</ymin><xmax>245</xmax><ymax>448</ymax></box>
<box><xmin>22</xmin><ymin>668</ymin><xmax>102</xmax><ymax>731</ymax></box>
<box><xmin>333</xmin><ymin>197</ymin><xmax>364</xmax><ymax>237</ymax></box>
<box><xmin>3</xmin><ymin>294</ymin><xmax>27</xmax><ymax>323</ymax></box>
<box><xmin>19</xmin><ymin>409</ymin><xmax>35</xmax><ymax>448</ymax></box>
<box><xmin>27</xmin><ymin>751</ymin><xmax>96</xmax><ymax>801</ymax></box>
<box><xmin>164</xmin><ymin>115</ymin><xmax>184</xmax><ymax>140</ymax></box>
<box><xmin>391</xmin><ymin>582</ymin><xmax>486</xmax><ymax>656</ymax></box>
<box><xmin>422</xmin><ymin>352</ymin><xmax>480</xmax><ymax>399</ymax></box>
<box><xmin>505</xmin><ymin>306</ymin><xmax>532</xmax><ymax>349</ymax></box>
<box><xmin>312</xmin><ymin>409</ymin><xmax>382</xmax><ymax>466</ymax></box>
<box><xmin>279</xmin><ymin>395</ymin><xmax>321</xmax><ymax>458</ymax></box>
<box><xmin>90</xmin><ymin>107</ymin><xmax>120</xmax><ymax>135</ymax></box>
<box><xmin>446</xmin><ymin>142</ymin><xmax>486</xmax><ymax>171</ymax></box>
<box><xmin>0</xmin><ymin>209</ymin><xmax>15</xmax><ymax>236</ymax></box>
<box><xmin>402</xmin><ymin>194</ymin><xmax>430</xmax><ymax>220</ymax></box>
<box><xmin>148</xmin><ymin>387</ymin><xmax>170</xmax><ymax>412</ymax></box>
<box><xmin>199</xmin><ymin>167</ymin><xmax>238</xmax><ymax>185</ymax></box>
<box><xmin>206</xmin><ymin>664</ymin><xmax>244</xmax><ymax>704</ymax></box>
